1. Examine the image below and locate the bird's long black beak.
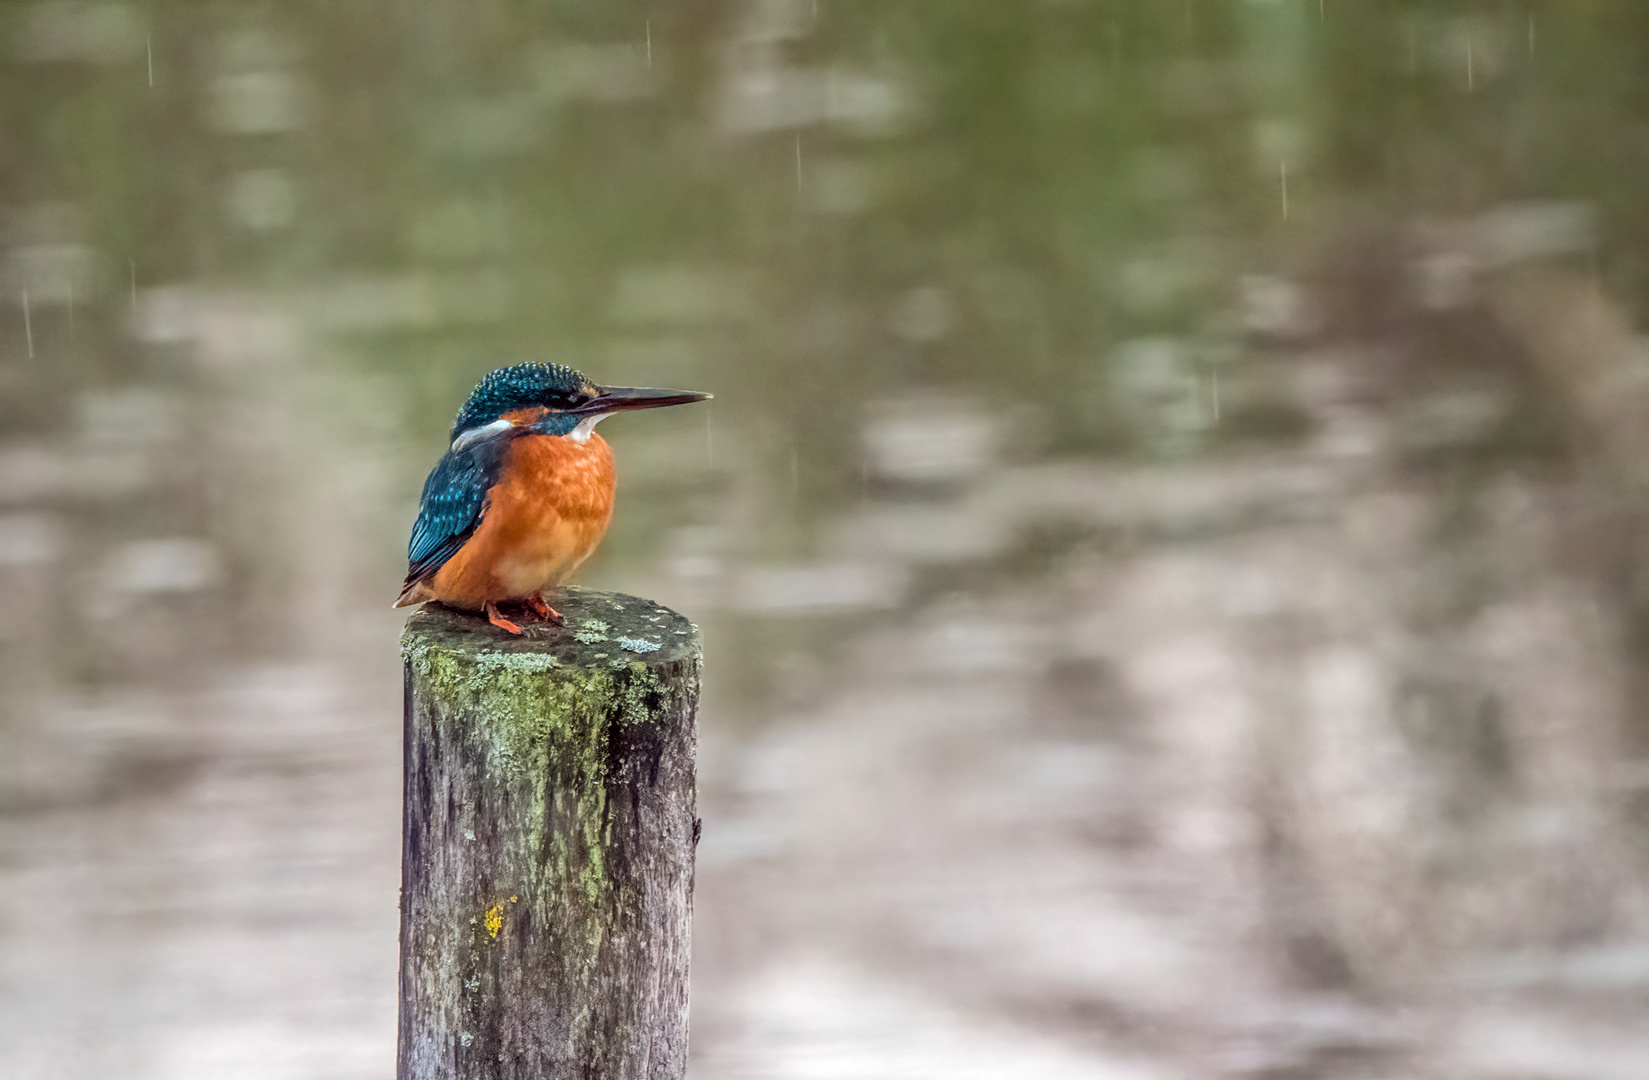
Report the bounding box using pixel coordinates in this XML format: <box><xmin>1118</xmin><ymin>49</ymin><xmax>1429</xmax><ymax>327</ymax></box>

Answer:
<box><xmin>580</xmin><ymin>385</ymin><xmax>712</xmax><ymax>413</ymax></box>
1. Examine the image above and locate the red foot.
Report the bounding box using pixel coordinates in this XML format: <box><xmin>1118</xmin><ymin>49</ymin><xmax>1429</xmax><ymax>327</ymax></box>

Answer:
<box><xmin>526</xmin><ymin>592</ymin><xmax>565</xmax><ymax>627</ymax></box>
<box><xmin>485</xmin><ymin>601</ymin><xmax>524</xmax><ymax>635</ymax></box>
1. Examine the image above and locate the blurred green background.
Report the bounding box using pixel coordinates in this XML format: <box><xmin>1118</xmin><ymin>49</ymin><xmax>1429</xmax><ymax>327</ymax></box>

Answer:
<box><xmin>7</xmin><ymin>1</ymin><xmax>1649</xmax><ymax>1077</ymax></box>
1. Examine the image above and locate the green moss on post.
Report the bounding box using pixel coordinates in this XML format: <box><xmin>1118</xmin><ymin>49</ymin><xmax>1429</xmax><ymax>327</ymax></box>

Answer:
<box><xmin>398</xmin><ymin>590</ymin><xmax>700</xmax><ymax>1080</ymax></box>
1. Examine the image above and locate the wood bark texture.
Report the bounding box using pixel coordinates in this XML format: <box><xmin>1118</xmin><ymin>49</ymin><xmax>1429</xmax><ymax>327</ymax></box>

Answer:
<box><xmin>398</xmin><ymin>590</ymin><xmax>699</xmax><ymax>1080</ymax></box>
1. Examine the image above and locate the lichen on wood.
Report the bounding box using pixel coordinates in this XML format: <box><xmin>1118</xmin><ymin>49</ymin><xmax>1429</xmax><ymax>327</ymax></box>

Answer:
<box><xmin>398</xmin><ymin>589</ymin><xmax>699</xmax><ymax>1080</ymax></box>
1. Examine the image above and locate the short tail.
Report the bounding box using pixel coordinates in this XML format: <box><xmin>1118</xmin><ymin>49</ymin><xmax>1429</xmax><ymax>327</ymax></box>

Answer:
<box><xmin>393</xmin><ymin>580</ymin><xmax>435</xmax><ymax>608</ymax></box>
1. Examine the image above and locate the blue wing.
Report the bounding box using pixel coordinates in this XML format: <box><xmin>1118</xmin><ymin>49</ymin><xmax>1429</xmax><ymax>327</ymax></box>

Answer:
<box><xmin>403</xmin><ymin>434</ymin><xmax>512</xmax><ymax>588</ymax></box>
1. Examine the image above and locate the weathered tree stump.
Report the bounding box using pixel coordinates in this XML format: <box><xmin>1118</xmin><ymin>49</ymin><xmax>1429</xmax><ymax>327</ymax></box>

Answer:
<box><xmin>398</xmin><ymin>590</ymin><xmax>700</xmax><ymax>1080</ymax></box>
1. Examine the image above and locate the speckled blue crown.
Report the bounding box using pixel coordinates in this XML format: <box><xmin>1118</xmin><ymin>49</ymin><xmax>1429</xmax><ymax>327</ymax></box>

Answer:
<box><xmin>449</xmin><ymin>363</ymin><xmax>589</xmax><ymax>440</ymax></box>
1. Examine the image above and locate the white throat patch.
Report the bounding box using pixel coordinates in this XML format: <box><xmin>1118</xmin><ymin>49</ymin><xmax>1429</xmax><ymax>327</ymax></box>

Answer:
<box><xmin>566</xmin><ymin>412</ymin><xmax>612</xmax><ymax>444</ymax></box>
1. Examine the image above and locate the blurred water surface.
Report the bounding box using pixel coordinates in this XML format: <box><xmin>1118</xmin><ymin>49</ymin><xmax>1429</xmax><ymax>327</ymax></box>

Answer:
<box><xmin>7</xmin><ymin>2</ymin><xmax>1649</xmax><ymax>1077</ymax></box>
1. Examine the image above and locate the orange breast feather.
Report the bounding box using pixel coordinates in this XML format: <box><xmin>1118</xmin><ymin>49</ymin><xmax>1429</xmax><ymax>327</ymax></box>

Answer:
<box><xmin>428</xmin><ymin>432</ymin><xmax>616</xmax><ymax>612</ymax></box>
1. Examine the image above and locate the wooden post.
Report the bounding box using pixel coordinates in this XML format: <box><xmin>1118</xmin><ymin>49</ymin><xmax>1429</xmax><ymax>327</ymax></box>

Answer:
<box><xmin>398</xmin><ymin>590</ymin><xmax>700</xmax><ymax>1080</ymax></box>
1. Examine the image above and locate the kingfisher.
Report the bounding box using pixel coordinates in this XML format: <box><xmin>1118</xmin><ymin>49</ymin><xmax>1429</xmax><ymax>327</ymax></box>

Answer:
<box><xmin>395</xmin><ymin>363</ymin><xmax>710</xmax><ymax>633</ymax></box>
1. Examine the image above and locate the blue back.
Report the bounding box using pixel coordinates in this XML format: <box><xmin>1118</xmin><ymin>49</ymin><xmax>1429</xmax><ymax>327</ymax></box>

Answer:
<box><xmin>404</xmin><ymin>433</ymin><xmax>512</xmax><ymax>585</ymax></box>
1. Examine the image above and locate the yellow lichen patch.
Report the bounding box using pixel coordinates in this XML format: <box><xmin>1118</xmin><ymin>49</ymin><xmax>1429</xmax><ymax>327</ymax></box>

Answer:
<box><xmin>484</xmin><ymin>904</ymin><xmax>504</xmax><ymax>940</ymax></box>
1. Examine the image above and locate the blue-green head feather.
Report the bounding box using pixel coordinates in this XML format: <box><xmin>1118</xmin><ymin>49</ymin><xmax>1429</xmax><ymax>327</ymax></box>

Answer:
<box><xmin>449</xmin><ymin>363</ymin><xmax>596</xmax><ymax>441</ymax></box>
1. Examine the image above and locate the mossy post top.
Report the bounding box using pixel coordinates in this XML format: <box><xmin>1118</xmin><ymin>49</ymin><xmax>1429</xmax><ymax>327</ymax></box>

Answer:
<box><xmin>401</xmin><ymin>588</ymin><xmax>701</xmax><ymax>672</ymax></box>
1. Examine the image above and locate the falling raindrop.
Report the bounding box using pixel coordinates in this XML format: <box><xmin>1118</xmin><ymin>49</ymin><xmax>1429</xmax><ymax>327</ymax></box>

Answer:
<box><xmin>22</xmin><ymin>291</ymin><xmax>33</xmax><ymax>359</ymax></box>
<box><xmin>1279</xmin><ymin>159</ymin><xmax>1289</xmax><ymax>220</ymax></box>
<box><xmin>795</xmin><ymin>135</ymin><xmax>803</xmax><ymax>193</ymax></box>
<box><xmin>1466</xmin><ymin>33</ymin><xmax>1475</xmax><ymax>91</ymax></box>
<box><xmin>645</xmin><ymin>20</ymin><xmax>651</xmax><ymax>69</ymax></box>
<box><xmin>146</xmin><ymin>33</ymin><xmax>153</xmax><ymax>87</ymax></box>
<box><xmin>704</xmin><ymin>407</ymin><xmax>715</xmax><ymax>469</ymax></box>
<box><xmin>129</xmin><ymin>257</ymin><xmax>137</xmax><ymax>311</ymax></box>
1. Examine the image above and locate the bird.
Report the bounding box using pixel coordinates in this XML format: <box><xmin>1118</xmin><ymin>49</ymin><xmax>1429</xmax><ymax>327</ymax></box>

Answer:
<box><xmin>396</xmin><ymin>363</ymin><xmax>710</xmax><ymax>634</ymax></box>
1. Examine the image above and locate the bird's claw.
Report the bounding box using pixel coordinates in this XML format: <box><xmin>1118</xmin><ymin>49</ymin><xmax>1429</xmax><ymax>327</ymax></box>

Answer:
<box><xmin>526</xmin><ymin>592</ymin><xmax>565</xmax><ymax>627</ymax></box>
<box><xmin>485</xmin><ymin>601</ymin><xmax>525</xmax><ymax>635</ymax></box>
<box><xmin>483</xmin><ymin>595</ymin><xmax>564</xmax><ymax>634</ymax></box>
